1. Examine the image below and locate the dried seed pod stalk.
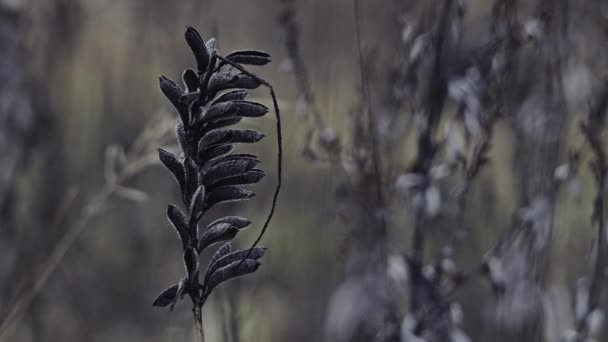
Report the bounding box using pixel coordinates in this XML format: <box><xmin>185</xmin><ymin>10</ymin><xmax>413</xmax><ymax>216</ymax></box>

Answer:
<box><xmin>153</xmin><ymin>26</ymin><xmax>273</xmax><ymax>341</ymax></box>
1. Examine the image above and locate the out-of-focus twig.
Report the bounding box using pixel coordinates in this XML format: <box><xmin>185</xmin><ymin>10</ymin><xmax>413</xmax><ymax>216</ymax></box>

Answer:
<box><xmin>0</xmin><ymin>116</ymin><xmax>174</xmax><ymax>341</ymax></box>
<box><xmin>575</xmin><ymin>80</ymin><xmax>608</xmax><ymax>339</ymax></box>
<box><xmin>353</xmin><ymin>0</ymin><xmax>386</xmax><ymax>224</ymax></box>
<box><xmin>278</xmin><ymin>0</ymin><xmax>325</xmax><ymax>131</ymax></box>
<box><xmin>407</xmin><ymin>0</ymin><xmax>453</xmax><ymax>314</ymax></box>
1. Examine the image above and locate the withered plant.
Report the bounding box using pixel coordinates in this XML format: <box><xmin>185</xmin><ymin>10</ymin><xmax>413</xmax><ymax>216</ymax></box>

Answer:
<box><xmin>153</xmin><ymin>26</ymin><xmax>281</xmax><ymax>342</ymax></box>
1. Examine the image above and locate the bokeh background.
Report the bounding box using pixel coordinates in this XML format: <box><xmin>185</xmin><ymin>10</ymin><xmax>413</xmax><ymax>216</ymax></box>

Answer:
<box><xmin>1</xmin><ymin>0</ymin><xmax>607</xmax><ymax>341</ymax></box>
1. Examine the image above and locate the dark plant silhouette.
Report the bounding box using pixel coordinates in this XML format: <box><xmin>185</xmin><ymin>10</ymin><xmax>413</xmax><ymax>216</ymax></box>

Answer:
<box><xmin>153</xmin><ymin>26</ymin><xmax>278</xmax><ymax>342</ymax></box>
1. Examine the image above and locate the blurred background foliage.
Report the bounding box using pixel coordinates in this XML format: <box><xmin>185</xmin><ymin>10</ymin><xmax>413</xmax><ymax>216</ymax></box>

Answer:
<box><xmin>0</xmin><ymin>0</ymin><xmax>606</xmax><ymax>341</ymax></box>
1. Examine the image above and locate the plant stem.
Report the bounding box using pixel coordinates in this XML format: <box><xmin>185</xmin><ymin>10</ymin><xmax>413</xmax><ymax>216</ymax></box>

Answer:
<box><xmin>193</xmin><ymin>304</ymin><xmax>205</xmax><ymax>342</ymax></box>
<box><xmin>353</xmin><ymin>0</ymin><xmax>385</xmax><ymax>214</ymax></box>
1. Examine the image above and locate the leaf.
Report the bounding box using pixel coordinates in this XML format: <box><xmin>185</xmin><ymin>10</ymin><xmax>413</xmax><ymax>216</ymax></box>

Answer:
<box><xmin>205</xmin><ymin>101</ymin><xmax>269</xmax><ymax>120</ymax></box>
<box><xmin>207</xmin><ymin>65</ymin><xmax>234</xmax><ymax>88</ymax></box>
<box><xmin>185</xmin><ymin>27</ymin><xmax>211</xmax><ymax>72</ymax></box>
<box><xmin>206</xmin><ymin>38</ymin><xmax>218</xmax><ymax>72</ymax></box>
<box><xmin>209</xmin><ymin>242</ymin><xmax>233</xmax><ymax>267</ymax></box>
<box><xmin>198</xmin><ymin>129</ymin><xmax>231</xmax><ymax>148</ymax></box>
<box><xmin>176</xmin><ymin>123</ymin><xmax>190</xmax><ymax>156</ymax></box>
<box><xmin>204</xmin><ymin>154</ymin><xmax>259</xmax><ymax>171</ymax></box>
<box><xmin>208</xmin><ymin>72</ymin><xmax>262</xmax><ymax>95</ymax></box>
<box><xmin>170</xmin><ymin>278</ymin><xmax>188</xmax><ymax>311</ymax></box>
<box><xmin>210</xmin><ymin>169</ymin><xmax>265</xmax><ymax>188</ymax></box>
<box><xmin>158</xmin><ymin>149</ymin><xmax>185</xmax><ymax>192</ymax></box>
<box><xmin>199</xmin><ymin>130</ymin><xmax>263</xmax><ymax>152</ymax></box>
<box><xmin>188</xmin><ymin>99</ymin><xmax>204</xmax><ymax>127</ymax></box>
<box><xmin>228</xmin><ymin>129</ymin><xmax>265</xmax><ymax>143</ymax></box>
<box><xmin>159</xmin><ymin>76</ymin><xmax>189</xmax><ymax>124</ymax></box>
<box><xmin>203</xmin><ymin>259</ymin><xmax>261</xmax><ymax>297</ymax></box>
<box><xmin>184</xmin><ymin>246</ymin><xmax>200</xmax><ymax>282</ymax></box>
<box><xmin>208</xmin><ymin>216</ymin><xmax>252</xmax><ymax>229</ymax></box>
<box><xmin>206</xmin><ymin>37</ymin><xmax>217</xmax><ymax>55</ymax></box>
<box><xmin>205</xmin><ymin>248</ymin><xmax>266</xmax><ymax>280</ymax></box>
<box><xmin>182</xmin><ymin>68</ymin><xmax>200</xmax><ymax>93</ymax></box>
<box><xmin>230</xmin><ymin>74</ymin><xmax>262</xmax><ymax>90</ymax></box>
<box><xmin>197</xmin><ymin>224</ymin><xmax>239</xmax><ymax>252</ymax></box>
<box><xmin>226</xmin><ymin>50</ymin><xmax>271</xmax><ymax>66</ymax></box>
<box><xmin>159</xmin><ymin>76</ymin><xmax>184</xmax><ymax>105</ymax></box>
<box><xmin>189</xmin><ymin>185</ymin><xmax>205</xmax><ymax>214</ymax></box>
<box><xmin>179</xmin><ymin>92</ymin><xmax>200</xmax><ymax>107</ymax></box>
<box><xmin>198</xmin><ymin>144</ymin><xmax>235</xmax><ymax>163</ymax></box>
<box><xmin>204</xmin><ymin>186</ymin><xmax>255</xmax><ymax>210</ymax></box>
<box><xmin>167</xmin><ymin>204</ymin><xmax>189</xmax><ymax>248</ymax></box>
<box><xmin>197</xmin><ymin>217</ymin><xmax>251</xmax><ymax>252</ymax></box>
<box><xmin>153</xmin><ymin>284</ymin><xmax>179</xmax><ymax>307</ymax></box>
<box><xmin>200</xmin><ymin>117</ymin><xmax>243</xmax><ymax>135</ymax></box>
<box><xmin>212</xmin><ymin>90</ymin><xmax>249</xmax><ymax>106</ymax></box>
<box><xmin>203</xmin><ymin>159</ymin><xmax>258</xmax><ymax>186</ymax></box>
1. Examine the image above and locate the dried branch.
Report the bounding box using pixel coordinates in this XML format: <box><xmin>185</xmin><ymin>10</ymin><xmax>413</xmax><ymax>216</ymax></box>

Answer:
<box><xmin>153</xmin><ymin>27</ymin><xmax>279</xmax><ymax>342</ymax></box>
<box><xmin>575</xmin><ymin>80</ymin><xmax>608</xmax><ymax>339</ymax></box>
<box><xmin>0</xmin><ymin>117</ymin><xmax>173</xmax><ymax>341</ymax></box>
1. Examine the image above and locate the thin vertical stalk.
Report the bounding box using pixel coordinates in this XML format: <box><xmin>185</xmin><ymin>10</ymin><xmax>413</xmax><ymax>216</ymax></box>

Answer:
<box><xmin>353</xmin><ymin>0</ymin><xmax>386</xmax><ymax>219</ymax></box>
<box><xmin>411</xmin><ymin>0</ymin><xmax>452</xmax><ymax>262</ymax></box>
<box><xmin>193</xmin><ymin>304</ymin><xmax>205</xmax><ymax>342</ymax></box>
<box><xmin>577</xmin><ymin>82</ymin><xmax>608</xmax><ymax>336</ymax></box>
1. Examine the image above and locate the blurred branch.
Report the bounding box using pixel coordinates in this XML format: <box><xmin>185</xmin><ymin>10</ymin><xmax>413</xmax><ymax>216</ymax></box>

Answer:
<box><xmin>278</xmin><ymin>0</ymin><xmax>345</xmax><ymax>168</ymax></box>
<box><xmin>407</xmin><ymin>0</ymin><xmax>452</xmax><ymax>314</ymax></box>
<box><xmin>353</xmin><ymin>0</ymin><xmax>385</xmax><ymax>218</ymax></box>
<box><xmin>441</xmin><ymin>0</ymin><xmax>520</xmax><ymax>264</ymax></box>
<box><xmin>0</xmin><ymin>117</ymin><xmax>174</xmax><ymax>341</ymax></box>
<box><xmin>0</xmin><ymin>3</ymin><xmax>35</xmax><ymax>212</ymax></box>
<box><xmin>278</xmin><ymin>0</ymin><xmax>325</xmax><ymax>130</ymax></box>
<box><xmin>576</xmin><ymin>80</ymin><xmax>608</xmax><ymax>339</ymax></box>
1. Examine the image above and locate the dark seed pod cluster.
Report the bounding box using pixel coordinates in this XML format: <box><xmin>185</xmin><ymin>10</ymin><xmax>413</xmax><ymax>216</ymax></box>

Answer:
<box><xmin>153</xmin><ymin>26</ymin><xmax>272</xmax><ymax>312</ymax></box>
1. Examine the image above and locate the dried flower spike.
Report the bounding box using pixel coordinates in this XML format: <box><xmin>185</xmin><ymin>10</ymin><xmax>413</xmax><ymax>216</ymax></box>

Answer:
<box><xmin>153</xmin><ymin>26</ymin><xmax>279</xmax><ymax>342</ymax></box>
